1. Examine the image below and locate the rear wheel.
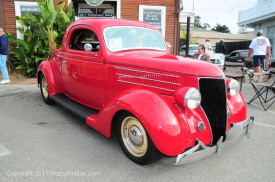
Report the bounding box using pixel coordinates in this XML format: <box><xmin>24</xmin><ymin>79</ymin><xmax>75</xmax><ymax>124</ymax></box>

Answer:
<box><xmin>116</xmin><ymin>112</ymin><xmax>162</xmax><ymax>165</ymax></box>
<box><xmin>40</xmin><ymin>73</ymin><xmax>54</xmax><ymax>105</ymax></box>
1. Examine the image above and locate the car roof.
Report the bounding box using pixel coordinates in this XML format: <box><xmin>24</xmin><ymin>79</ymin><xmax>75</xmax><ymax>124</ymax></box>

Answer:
<box><xmin>68</xmin><ymin>18</ymin><xmax>160</xmax><ymax>32</ymax></box>
<box><xmin>180</xmin><ymin>45</ymin><xmax>199</xmax><ymax>48</ymax></box>
<box><xmin>232</xmin><ymin>49</ymin><xmax>249</xmax><ymax>52</ymax></box>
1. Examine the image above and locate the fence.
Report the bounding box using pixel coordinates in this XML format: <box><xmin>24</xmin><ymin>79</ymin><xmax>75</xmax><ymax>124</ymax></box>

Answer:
<box><xmin>215</xmin><ymin>40</ymin><xmax>251</xmax><ymax>55</ymax></box>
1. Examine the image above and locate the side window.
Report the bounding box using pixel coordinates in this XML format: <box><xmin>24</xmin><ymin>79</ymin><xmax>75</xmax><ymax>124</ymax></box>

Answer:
<box><xmin>70</xmin><ymin>29</ymin><xmax>99</xmax><ymax>52</ymax></box>
<box><xmin>230</xmin><ymin>52</ymin><xmax>237</xmax><ymax>57</ymax></box>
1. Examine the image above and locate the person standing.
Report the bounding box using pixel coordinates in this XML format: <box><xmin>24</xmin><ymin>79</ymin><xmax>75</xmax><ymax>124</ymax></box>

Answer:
<box><xmin>247</xmin><ymin>30</ymin><xmax>271</xmax><ymax>82</ymax></box>
<box><xmin>0</xmin><ymin>27</ymin><xmax>10</xmax><ymax>84</ymax></box>
<box><xmin>204</xmin><ymin>38</ymin><xmax>212</xmax><ymax>51</ymax></box>
<box><xmin>215</xmin><ymin>39</ymin><xmax>226</xmax><ymax>54</ymax></box>
<box><xmin>191</xmin><ymin>44</ymin><xmax>210</xmax><ymax>62</ymax></box>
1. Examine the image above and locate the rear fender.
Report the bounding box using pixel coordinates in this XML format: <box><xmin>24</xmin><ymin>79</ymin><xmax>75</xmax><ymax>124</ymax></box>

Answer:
<box><xmin>86</xmin><ymin>89</ymin><xmax>193</xmax><ymax>156</ymax></box>
<box><xmin>37</xmin><ymin>60</ymin><xmax>60</xmax><ymax>97</ymax></box>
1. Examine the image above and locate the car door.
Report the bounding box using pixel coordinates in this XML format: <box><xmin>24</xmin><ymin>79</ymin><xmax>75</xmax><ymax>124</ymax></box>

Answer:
<box><xmin>58</xmin><ymin>26</ymin><xmax>105</xmax><ymax>109</ymax></box>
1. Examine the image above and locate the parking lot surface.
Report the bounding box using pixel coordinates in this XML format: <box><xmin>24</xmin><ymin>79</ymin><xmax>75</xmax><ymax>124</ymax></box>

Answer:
<box><xmin>0</xmin><ymin>79</ymin><xmax>274</xmax><ymax>182</ymax></box>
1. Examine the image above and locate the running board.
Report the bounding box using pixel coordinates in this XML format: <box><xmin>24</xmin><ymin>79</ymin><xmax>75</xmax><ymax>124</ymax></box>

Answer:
<box><xmin>51</xmin><ymin>93</ymin><xmax>99</xmax><ymax>122</ymax></box>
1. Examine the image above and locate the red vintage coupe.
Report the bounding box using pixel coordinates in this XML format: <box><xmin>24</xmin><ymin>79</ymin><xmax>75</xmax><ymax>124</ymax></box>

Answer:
<box><xmin>37</xmin><ymin>18</ymin><xmax>254</xmax><ymax>165</ymax></box>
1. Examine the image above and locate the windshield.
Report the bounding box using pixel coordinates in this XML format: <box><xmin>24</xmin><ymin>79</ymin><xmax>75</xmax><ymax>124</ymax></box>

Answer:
<box><xmin>103</xmin><ymin>26</ymin><xmax>167</xmax><ymax>52</ymax></box>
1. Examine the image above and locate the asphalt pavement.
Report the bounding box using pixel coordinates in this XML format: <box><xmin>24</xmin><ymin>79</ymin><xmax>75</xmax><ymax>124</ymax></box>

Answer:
<box><xmin>0</xmin><ymin>78</ymin><xmax>274</xmax><ymax>182</ymax></box>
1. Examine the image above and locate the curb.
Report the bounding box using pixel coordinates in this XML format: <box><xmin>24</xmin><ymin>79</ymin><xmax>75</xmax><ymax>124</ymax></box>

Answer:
<box><xmin>1</xmin><ymin>79</ymin><xmax>37</xmax><ymax>85</ymax></box>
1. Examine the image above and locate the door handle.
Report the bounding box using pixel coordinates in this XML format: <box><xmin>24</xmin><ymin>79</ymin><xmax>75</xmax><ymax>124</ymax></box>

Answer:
<box><xmin>62</xmin><ymin>61</ymin><xmax>67</xmax><ymax>63</ymax></box>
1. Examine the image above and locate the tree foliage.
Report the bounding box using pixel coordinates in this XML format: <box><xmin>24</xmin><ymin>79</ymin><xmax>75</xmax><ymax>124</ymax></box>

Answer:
<box><xmin>194</xmin><ymin>16</ymin><xmax>210</xmax><ymax>29</ymax></box>
<box><xmin>180</xmin><ymin>27</ymin><xmax>196</xmax><ymax>44</ymax></box>
<box><xmin>5</xmin><ymin>0</ymin><xmax>75</xmax><ymax>77</ymax></box>
<box><xmin>237</xmin><ymin>26</ymin><xmax>248</xmax><ymax>34</ymax></box>
<box><xmin>211</xmin><ymin>23</ymin><xmax>231</xmax><ymax>33</ymax></box>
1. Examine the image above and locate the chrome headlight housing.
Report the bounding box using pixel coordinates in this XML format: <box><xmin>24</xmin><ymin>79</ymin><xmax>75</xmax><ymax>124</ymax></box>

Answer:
<box><xmin>185</xmin><ymin>88</ymin><xmax>201</xmax><ymax>109</ymax></box>
<box><xmin>174</xmin><ymin>87</ymin><xmax>201</xmax><ymax>110</ymax></box>
<box><xmin>228</xmin><ymin>79</ymin><xmax>240</xmax><ymax>96</ymax></box>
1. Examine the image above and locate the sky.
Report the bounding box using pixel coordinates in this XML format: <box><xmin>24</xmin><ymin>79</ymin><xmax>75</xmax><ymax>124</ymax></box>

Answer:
<box><xmin>182</xmin><ymin>0</ymin><xmax>258</xmax><ymax>34</ymax></box>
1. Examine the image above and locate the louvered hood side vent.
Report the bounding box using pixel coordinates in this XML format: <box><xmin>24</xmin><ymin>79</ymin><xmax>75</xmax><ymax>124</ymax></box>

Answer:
<box><xmin>115</xmin><ymin>67</ymin><xmax>180</xmax><ymax>92</ymax></box>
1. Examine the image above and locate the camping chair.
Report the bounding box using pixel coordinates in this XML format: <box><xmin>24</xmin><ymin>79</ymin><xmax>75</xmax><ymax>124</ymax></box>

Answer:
<box><xmin>223</xmin><ymin>61</ymin><xmax>247</xmax><ymax>91</ymax></box>
<box><xmin>247</xmin><ymin>62</ymin><xmax>275</xmax><ymax>111</ymax></box>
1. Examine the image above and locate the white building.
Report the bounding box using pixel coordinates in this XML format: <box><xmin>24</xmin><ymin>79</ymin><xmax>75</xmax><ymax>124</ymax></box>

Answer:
<box><xmin>238</xmin><ymin>0</ymin><xmax>275</xmax><ymax>57</ymax></box>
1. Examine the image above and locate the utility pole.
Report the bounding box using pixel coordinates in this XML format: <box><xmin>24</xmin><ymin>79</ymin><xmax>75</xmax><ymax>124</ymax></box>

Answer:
<box><xmin>192</xmin><ymin>0</ymin><xmax>195</xmax><ymax>12</ymax></box>
<box><xmin>174</xmin><ymin>0</ymin><xmax>183</xmax><ymax>54</ymax></box>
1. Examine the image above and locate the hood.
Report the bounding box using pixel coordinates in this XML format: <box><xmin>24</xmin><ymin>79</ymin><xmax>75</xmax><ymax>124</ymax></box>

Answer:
<box><xmin>108</xmin><ymin>50</ymin><xmax>224</xmax><ymax>77</ymax></box>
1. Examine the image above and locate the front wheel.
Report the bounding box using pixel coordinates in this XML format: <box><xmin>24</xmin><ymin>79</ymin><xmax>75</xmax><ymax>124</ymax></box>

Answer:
<box><xmin>39</xmin><ymin>73</ymin><xmax>54</xmax><ymax>105</ymax></box>
<box><xmin>116</xmin><ymin>112</ymin><xmax>162</xmax><ymax>165</ymax></box>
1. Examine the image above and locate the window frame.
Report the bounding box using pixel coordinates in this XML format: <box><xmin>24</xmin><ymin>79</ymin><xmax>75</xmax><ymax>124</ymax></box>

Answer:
<box><xmin>14</xmin><ymin>1</ymin><xmax>40</xmax><ymax>39</ymax></box>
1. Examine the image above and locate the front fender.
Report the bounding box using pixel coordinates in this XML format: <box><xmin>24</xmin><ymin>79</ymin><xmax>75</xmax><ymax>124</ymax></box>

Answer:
<box><xmin>37</xmin><ymin>60</ymin><xmax>60</xmax><ymax>97</ymax></box>
<box><xmin>227</xmin><ymin>92</ymin><xmax>247</xmax><ymax>129</ymax></box>
<box><xmin>86</xmin><ymin>89</ymin><xmax>193</xmax><ymax>156</ymax></box>
<box><xmin>226</xmin><ymin>78</ymin><xmax>247</xmax><ymax>130</ymax></box>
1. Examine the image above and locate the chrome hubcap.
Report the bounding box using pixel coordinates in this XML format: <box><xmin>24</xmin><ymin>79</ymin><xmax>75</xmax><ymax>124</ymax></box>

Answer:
<box><xmin>121</xmin><ymin>116</ymin><xmax>148</xmax><ymax>157</ymax></box>
<box><xmin>41</xmin><ymin>77</ymin><xmax>49</xmax><ymax>98</ymax></box>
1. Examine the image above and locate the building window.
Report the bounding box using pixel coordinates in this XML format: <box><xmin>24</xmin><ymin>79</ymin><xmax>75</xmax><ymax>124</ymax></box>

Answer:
<box><xmin>267</xmin><ymin>26</ymin><xmax>275</xmax><ymax>35</ymax></box>
<box><xmin>14</xmin><ymin>1</ymin><xmax>40</xmax><ymax>39</ymax></box>
<box><xmin>267</xmin><ymin>25</ymin><xmax>275</xmax><ymax>58</ymax></box>
<box><xmin>139</xmin><ymin>5</ymin><xmax>166</xmax><ymax>37</ymax></box>
<box><xmin>20</xmin><ymin>6</ymin><xmax>40</xmax><ymax>16</ymax></box>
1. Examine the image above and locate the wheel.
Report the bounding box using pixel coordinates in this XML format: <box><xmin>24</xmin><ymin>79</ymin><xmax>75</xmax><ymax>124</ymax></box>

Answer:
<box><xmin>39</xmin><ymin>73</ymin><xmax>54</xmax><ymax>105</ymax></box>
<box><xmin>116</xmin><ymin>112</ymin><xmax>162</xmax><ymax>165</ymax></box>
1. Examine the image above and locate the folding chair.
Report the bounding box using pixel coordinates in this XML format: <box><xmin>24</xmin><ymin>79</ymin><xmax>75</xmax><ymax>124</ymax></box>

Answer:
<box><xmin>247</xmin><ymin>62</ymin><xmax>275</xmax><ymax>111</ymax></box>
<box><xmin>223</xmin><ymin>61</ymin><xmax>247</xmax><ymax>91</ymax></box>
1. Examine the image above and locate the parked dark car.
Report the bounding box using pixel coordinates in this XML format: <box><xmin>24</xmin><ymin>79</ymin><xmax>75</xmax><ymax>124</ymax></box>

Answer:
<box><xmin>225</xmin><ymin>49</ymin><xmax>252</xmax><ymax>62</ymax></box>
<box><xmin>225</xmin><ymin>49</ymin><xmax>274</xmax><ymax>70</ymax></box>
<box><xmin>225</xmin><ymin>49</ymin><xmax>254</xmax><ymax>69</ymax></box>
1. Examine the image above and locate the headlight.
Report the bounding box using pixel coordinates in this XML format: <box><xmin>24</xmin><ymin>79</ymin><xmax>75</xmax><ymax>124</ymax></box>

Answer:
<box><xmin>174</xmin><ymin>87</ymin><xmax>201</xmax><ymax>110</ymax></box>
<box><xmin>228</xmin><ymin>79</ymin><xmax>240</xmax><ymax>96</ymax></box>
<box><xmin>185</xmin><ymin>88</ymin><xmax>201</xmax><ymax>109</ymax></box>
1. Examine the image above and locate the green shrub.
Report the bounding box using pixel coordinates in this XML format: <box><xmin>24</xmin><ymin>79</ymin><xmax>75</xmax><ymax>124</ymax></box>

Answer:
<box><xmin>5</xmin><ymin>0</ymin><xmax>75</xmax><ymax>77</ymax></box>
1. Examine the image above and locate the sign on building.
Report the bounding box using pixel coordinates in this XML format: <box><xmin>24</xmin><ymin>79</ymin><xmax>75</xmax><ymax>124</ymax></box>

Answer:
<box><xmin>139</xmin><ymin>5</ymin><xmax>166</xmax><ymax>37</ymax></box>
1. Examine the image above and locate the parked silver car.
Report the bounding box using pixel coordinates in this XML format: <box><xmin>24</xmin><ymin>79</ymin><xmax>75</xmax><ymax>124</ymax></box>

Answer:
<box><xmin>179</xmin><ymin>44</ymin><xmax>225</xmax><ymax>66</ymax></box>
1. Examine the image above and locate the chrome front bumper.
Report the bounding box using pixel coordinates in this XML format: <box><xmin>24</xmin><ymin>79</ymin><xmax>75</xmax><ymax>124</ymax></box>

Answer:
<box><xmin>174</xmin><ymin>116</ymin><xmax>254</xmax><ymax>165</ymax></box>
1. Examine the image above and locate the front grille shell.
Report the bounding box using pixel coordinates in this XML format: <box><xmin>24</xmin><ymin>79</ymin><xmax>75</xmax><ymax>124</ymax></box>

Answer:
<box><xmin>199</xmin><ymin>78</ymin><xmax>227</xmax><ymax>144</ymax></box>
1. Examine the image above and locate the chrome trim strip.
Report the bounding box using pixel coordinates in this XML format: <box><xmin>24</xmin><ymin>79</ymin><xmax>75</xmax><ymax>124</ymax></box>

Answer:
<box><xmin>174</xmin><ymin>116</ymin><xmax>254</xmax><ymax>165</ymax></box>
<box><xmin>115</xmin><ymin>67</ymin><xmax>179</xmax><ymax>78</ymax></box>
<box><xmin>117</xmin><ymin>80</ymin><xmax>175</xmax><ymax>91</ymax></box>
<box><xmin>116</xmin><ymin>73</ymin><xmax>181</xmax><ymax>85</ymax></box>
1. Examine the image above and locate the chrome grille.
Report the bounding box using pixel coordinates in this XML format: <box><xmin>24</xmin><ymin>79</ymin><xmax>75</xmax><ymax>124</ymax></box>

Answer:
<box><xmin>116</xmin><ymin>67</ymin><xmax>180</xmax><ymax>91</ymax></box>
<box><xmin>199</xmin><ymin>78</ymin><xmax>227</xmax><ymax>144</ymax></box>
